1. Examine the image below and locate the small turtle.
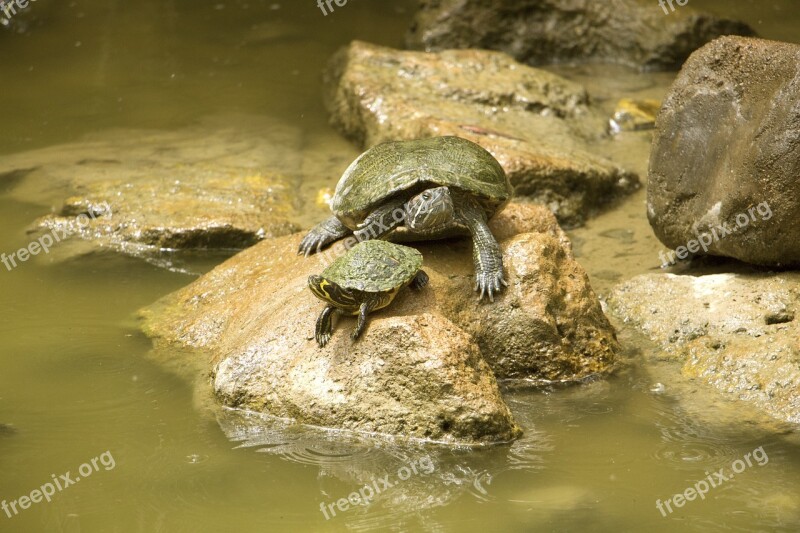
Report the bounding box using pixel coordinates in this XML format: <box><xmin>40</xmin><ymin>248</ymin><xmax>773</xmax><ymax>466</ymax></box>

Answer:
<box><xmin>299</xmin><ymin>136</ymin><xmax>512</xmax><ymax>302</ymax></box>
<box><xmin>308</xmin><ymin>240</ymin><xmax>428</xmax><ymax>347</ymax></box>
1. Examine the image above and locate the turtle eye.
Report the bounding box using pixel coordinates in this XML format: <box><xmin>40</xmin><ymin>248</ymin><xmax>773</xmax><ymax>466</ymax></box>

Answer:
<box><xmin>422</xmin><ymin>192</ymin><xmax>431</xmax><ymax>200</ymax></box>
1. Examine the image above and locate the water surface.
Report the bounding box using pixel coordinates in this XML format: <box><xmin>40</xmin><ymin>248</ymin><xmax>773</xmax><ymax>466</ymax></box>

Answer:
<box><xmin>1</xmin><ymin>1</ymin><xmax>800</xmax><ymax>532</ymax></box>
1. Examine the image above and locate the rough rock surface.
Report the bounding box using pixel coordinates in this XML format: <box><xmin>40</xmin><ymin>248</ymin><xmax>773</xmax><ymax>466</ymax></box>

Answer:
<box><xmin>141</xmin><ymin>203</ymin><xmax>618</xmax><ymax>443</ymax></box>
<box><xmin>406</xmin><ymin>0</ymin><xmax>754</xmax><ymax>71</ymax></box>
<box><xmin>0</xmin><ymin>117</ymin><xmax>360</xmax><ymax>266</ymax></box>
<box><xmin>324</xmin><ymin>41</ymin><xmax>639</xmax><ymax>227</ymax></box>
<box><xmin>37</xmin><ymin>172</ymin><xmax>297</xmax><ymax>252</ymax></box>
<box><xmin>610</xmin><ymin>272</ymin><xmax>800</xmax><ymax>425</ymax></box>
<box><xmin>648</xmin><ymin>37</ymin><xmax>800</xmax><ymax>266</ymax></box>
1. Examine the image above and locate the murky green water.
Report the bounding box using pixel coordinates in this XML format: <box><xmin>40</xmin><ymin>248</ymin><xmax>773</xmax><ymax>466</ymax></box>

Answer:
<box><xmin>2</xmin><ymin>1</ymin><xmax>800</xmax><ymax>532</ymax></box>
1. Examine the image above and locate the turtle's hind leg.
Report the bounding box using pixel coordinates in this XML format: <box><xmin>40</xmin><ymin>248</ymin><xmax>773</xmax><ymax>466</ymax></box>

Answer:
<box><xmin>299</xmin><ymin>216</ymin><xmax>351</xmax><ymax>256</ymax></box>
<box><xmin>315</xmin><ymin>305</ymin><xmax>337</xmax><ymax>347</ymax></box>
<box><xmin>411</xmin><ymin>270</ymin><xmax>429</xmax><ymax>290</ymax></box>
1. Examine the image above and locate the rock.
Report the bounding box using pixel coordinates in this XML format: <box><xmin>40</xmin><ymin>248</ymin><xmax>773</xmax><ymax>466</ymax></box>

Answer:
<box><xmin>141</xmin><ymin>203</ymin><xmax>618</xmax><ymax>442</ymax></box>
<box><xmin>406</xmin><ymin>0</ymin><xmax>755</xmax><ymax>71</ymax></box>
<box><xmin>324</xmin><ymin>41</ymin><xmax>639</xmax><ymax>227</ymax></box>
<box><xmin>610</xmin><ymin>272</ymin><xmax>800</xmax><ymax>425</ymax></box>
<box><xmin>441</xmin><ymin>231</ymin><xmax>617</xmax><ymax>380</ymax></box>
<box><xmin>0</xmin><ymin>117</ymin><xmax>361</xmax><ymax>266</ymax></box>
<box><xmin>36</xmin><ymin>171</ymin><xmax>298</xmax><ymax>253</ymax></box>
<box><xmin>648</xmin><ymin>37</ymin><xmax>800</xmax><ymax>266</ymax></box>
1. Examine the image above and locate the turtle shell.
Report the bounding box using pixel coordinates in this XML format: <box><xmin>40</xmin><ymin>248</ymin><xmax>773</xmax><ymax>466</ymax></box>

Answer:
<box><xmin>322</xmin><ymin>240</ymin><xmax>422</xmax><ymax>293</ymax></box>
<box><xmin>331</xmin><ymin>136</ymin><xmax>512</xmax><ymax>228</ymax></box>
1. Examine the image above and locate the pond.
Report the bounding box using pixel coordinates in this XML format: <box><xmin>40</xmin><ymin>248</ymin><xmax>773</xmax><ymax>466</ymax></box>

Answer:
<box><xmin>1</xmin><ymin>1</ymin><xmax>799</xmax><ymax>531</ymax></box>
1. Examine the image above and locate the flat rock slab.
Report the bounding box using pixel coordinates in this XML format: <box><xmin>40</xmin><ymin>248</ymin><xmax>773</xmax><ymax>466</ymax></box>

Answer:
<box><xmin>610</xmin><ymin>272</ymin><xmax>800</xmax><ymax>425</ymax></box>
<box><xmin>406</xmin><ymin>0</ymin><xmax>754</xmax><ymax>71</ymax></box>
<box><xmin>36</xmin><ymin>171</ymin><xmax>297</xmax><ymax>256</ymax></box>
<box><xmin>141</xmin><ymin>204</ymin><xmax>618</xmax><ymax>444</ymax></box>
<box><xmin>324</xmin><ymin>41</ymin><xmax>639</xmax><ymax>227</ymax></box>
<box><xmin>0</xmin><ymin>117</ymin><xmax>359</xmax><ymax>265</ymax></box>
<box><xmin>648</xmin><ymin>37</ymin><xmax>800</xmax><ymax>266</ymax></box>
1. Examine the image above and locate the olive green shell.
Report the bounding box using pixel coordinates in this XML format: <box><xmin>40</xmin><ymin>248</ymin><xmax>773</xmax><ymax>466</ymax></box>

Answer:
<box><xmin>322</xmin><ymin>240</ymin><xmax>422</xmax><ymax>293</ymax></box>
<box><xmin>331</xmin><ymin>136</ymin><xmax>512</xmax><ymax>228</ymax></box>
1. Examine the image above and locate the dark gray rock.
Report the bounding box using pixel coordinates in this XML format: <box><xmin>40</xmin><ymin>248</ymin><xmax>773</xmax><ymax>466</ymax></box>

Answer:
<box><xmin>648</xmin><ymin>37</ymin><xmax>800</xmax><ymax>266</ymax></box>
<box><xmin>406</xmin><ymin>0</ymin><xmax>754</xmax><ymax>71</ymax></box>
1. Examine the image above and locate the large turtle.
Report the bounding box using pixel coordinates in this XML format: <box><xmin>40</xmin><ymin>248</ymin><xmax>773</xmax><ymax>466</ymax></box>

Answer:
<box><xmin>308</xmin><ymin>240</ymin><xmax>428</xmax><ymax>347</ymax></box>
<box><xmin>299</xmin><ymin>136</ymin><xmax>512</xmax><ymax>301</ymax></box>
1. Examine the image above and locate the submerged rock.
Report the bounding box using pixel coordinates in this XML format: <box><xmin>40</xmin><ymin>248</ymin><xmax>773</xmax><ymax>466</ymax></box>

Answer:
<box><xmin>37</xmin><ymin>171</ymin><xmax>298</xmax><ymax>252</ymax></box>
<box><xmin>610</xmin><ymin>272</ymin><xmax>800</xmax><ymax>425</ymax></box>
<box><xmin>324</xmin><ymin>41</ymin><xmax>638</xmax><ymax>227</ymax></box>
<box><xmin>406</xmin><ymin>0</ymin><xmax>754</xmax><ymax>71</ymax></box>
<box><xmin>648</xmin><ymin>37</ymin><xmax>800</xmax><ymax>266</ymax></box>
<box><xmin>141</xmin><ymin>204</ymin><xmax>618</xmax><ymax>443</ymax></box>
<box><xmin>0</xmin><ymin>117</ymin><xmax>359</xmax><ymax>267</ymax></box>
<box><xmin>0</xmin><ymin>423</ymin><xmax>15</xmax><ymax>436</ymax></box>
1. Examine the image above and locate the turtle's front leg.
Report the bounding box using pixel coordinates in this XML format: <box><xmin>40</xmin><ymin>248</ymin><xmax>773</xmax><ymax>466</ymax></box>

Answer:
<box><xmin>351</xmin><ymin>300</ymin><xmax>378</xmax><ymax>340</ymax></box>
<box><xmin>315</xmin><ymin>305</ymin><xmax>337</xmax><ymax>347</ymax></box>
<box><xmin>299</xmin><ymin>216</ymin><xmax>351</xmax><ymax>256</ymax></box>
<box><xmin>458</xmin><ymin>200</ymin><xmax>507</xmax><ymax>302</ymax></box>
<box><xmin>353</xmin><ymin>197</ymin><xmax>407</xmax><ymax>243</ymax></box>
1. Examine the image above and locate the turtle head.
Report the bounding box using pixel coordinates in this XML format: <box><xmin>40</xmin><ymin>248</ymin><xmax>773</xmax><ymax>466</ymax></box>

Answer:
<box><xmin>405</xmin><ymin>186</ymin><xmax>455</xmax><ymax>231</ymax></box>
<box><xmin>308</xmin><ymin>275</ymin><xmax>358</xmax><ymax>308</ymax></box>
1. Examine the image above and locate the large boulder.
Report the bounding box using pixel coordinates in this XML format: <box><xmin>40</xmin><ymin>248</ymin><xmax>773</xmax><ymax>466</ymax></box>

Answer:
<box><xmin>324</xmin><ymin>41</ymin><xmax>639</xmax><ymax>227</ymax></box>
<box><xmin>648</xmin><ymin>37</ymin><xmax>800</xmax><ymax>266</ymax></box>
<box><xmin>140</xmin><ymin>204</ymin><xmax>618</xmax><ymax>443</ymax></box>
<box><xmin>406</xmin><ymin>0</ymin><xmax>754</xmax><ymax>71</ymax></box>
<box><xmin>610</xmin><ymin>272</ymin><xmax>800</xmax><ymax>425</ymax></box>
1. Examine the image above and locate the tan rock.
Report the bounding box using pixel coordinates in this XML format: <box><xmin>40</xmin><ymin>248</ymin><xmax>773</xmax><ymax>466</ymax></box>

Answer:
<box><xmin>0</xmin><ymin>117</ymin><xmax>359</xmax><ymax>265</ymax></box>
<box><xmin>141</xmin><ymin>204</ymin><xmax>618</xmax><ymax>442</ymax></box>
<box><xmin>610</xmin><ymin>272</ymin><xmax>800</xmax><ymax>425</ymax></box>
<box><xmin>36</xmin><ymin>171</ymin><xmax>297</xmax><ymax>252</ymax></box>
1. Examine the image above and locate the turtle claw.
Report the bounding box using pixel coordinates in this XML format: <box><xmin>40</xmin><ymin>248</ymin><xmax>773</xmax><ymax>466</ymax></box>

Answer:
<box><xmin>298</xmin><ymin>234</ymin><xmax>321</xmax><ymax>257</ymax></box>
<box><xmin>316</xmin><ymin>332</ymin><xmax>331</xmax><ymax>348</ymax></box>
<box><xmin>299</xmin><ymin>217</ymin><xmax>351</xmax><ymax>257</ymax></box>
<box><xmin>475</xmin><ymin>271</ymin><xmax>506</xmax><ymax>302</ymax></box>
